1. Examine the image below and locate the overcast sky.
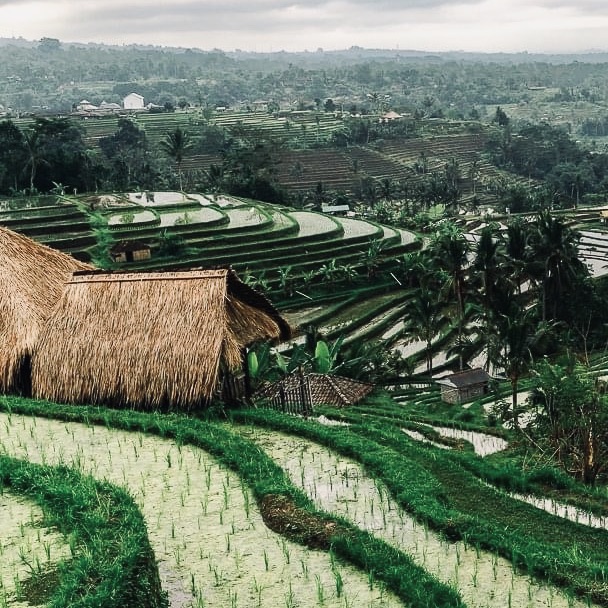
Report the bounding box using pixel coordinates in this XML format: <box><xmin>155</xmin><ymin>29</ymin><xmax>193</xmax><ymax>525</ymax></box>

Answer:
<box><xmin>1</xmin><ymin>0</ymin><xmax>607</xmax><ymax>54</ymax></box>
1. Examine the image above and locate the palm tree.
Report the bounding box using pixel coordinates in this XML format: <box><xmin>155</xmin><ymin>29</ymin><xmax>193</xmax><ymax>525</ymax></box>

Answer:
<box><xmin>495</xmin><ymin>307</ymin><xmax>554</xmax><ymax>429</ymax></box>
<box><xmin>22</xmin><ymin>129</ymin><xmax>48</xmax><ymax>193</ymax></box>
<box><xmin>472</xmin><ymin>225</ymin><xmax>507</xmax><ymax>370</ymax></box>
<box><xmin>529</xmin><ymin>211</ymin><xmax>585</xmax><ymax>322</ymax></box>
<box><xmin>406</xmin><ymin>286</ymin><xmax>445</xmax><ymax>375</ymax></box>
<box><xmin>160</xmin><ymin>127</ymin><xmax>192</xmax><ymax>191</ymax></box>
<box><xmin>504</xmin><ymin>217</ymin><xmax>530</xmax><ymax>295</ymax></box>
<box><xmin>429</xmin><ymin>223</ymin><xmax>470</xmax><ymax>369</ymax></box>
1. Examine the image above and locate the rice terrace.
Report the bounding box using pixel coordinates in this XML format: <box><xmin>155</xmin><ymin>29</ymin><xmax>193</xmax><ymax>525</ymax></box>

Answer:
<box><xmin>1</xmin><ymin>182</ymin><xmax>608</xmax><ymax>608</ymax></box>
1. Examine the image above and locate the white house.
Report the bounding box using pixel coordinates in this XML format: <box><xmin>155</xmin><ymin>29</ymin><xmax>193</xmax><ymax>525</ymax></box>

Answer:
<box><xmin>99</xmin><ymin>101</ymin><xmax>122</xmax><ymax>112</ymax></box>
<box><xmin>76</xmin><ymin>99</ymin><xmax>98</xmax><ymax>112</ymax></box>
<box><xmin>123</xmin><ymin>93</ymin><xmax>145</xmax><ymax>110</ymax></box>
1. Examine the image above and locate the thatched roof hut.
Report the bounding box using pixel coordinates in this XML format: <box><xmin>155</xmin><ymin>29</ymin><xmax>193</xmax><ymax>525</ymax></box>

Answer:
<box><xmin>0</xmin><ymin>226</ymin><xmax>92</xmax><ymax>393</ymax></box>
<box><xmin>32</xmin><ymin>268</ymin><xmax>291</xmax><ymax>411</ymax></box>
<box><xmin>255</xmin><ymin>373</ymin><xmax>374</xmax><ymax>413</ymax></box>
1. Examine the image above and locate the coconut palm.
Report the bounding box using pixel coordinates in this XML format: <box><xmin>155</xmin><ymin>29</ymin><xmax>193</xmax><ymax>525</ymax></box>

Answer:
<box><xmin>406</xmin><ymin>286</ymin><xmax>445</xmax><ymax>376</ymax></box>
<box><xmin>22</xmin><ymin>129</ymin><xmax>48</xmax><ymax>193</ymax></box>
<box><xmin>160</xmin><ymin>127</ymin><xmax>192</xmax><ymax>191</ymax></box>
<box><xmin>429</xmin><ymin>223</ymin><xmax>470</xmax><ymax>369</ymax></box>
<box><xmin>529</xmin><ymin>211</ymin><xmax>585</xmax><ymax>322</ymax></box>
<box><xmin>472</xmin><ymin>225</ymin><xmax>509</xmax><ymax>370</ymax></box>
<box><xmin>504</xmin><ymin>217</ymin><xmax>531</xmax><ymax>295</ymax></box>
<box><xmin>497</xmin><ymin>306</ymin><xmax>559</xmax><ymax>429</ymax></box>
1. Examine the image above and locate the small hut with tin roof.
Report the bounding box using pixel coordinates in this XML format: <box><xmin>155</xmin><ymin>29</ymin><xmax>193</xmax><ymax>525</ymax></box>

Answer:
<box><xmin>32</xmin><ymin>268</ymin><xmax>291</xmax><ymax>411</ymax></box>
<box><xmin>0</xmin><ymin>226</ymin><xmax>92</xmax><ymax>394</ymax></box>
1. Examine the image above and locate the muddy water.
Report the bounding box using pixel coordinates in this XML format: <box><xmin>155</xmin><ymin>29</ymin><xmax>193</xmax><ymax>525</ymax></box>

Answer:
<box><xmin>239</xmin><ymin>426</ymin><xmax>599</xmax><ymax>608</ymax></box>
<box><xmin>0</xmin><ymin>413</ymin><xmax>401</xmax><ymax>608</ymax></box>
<box><xmin>416</xmin><ymin>424</ymin><xmax>509</xmax><ymax>456</ymax></box>
<box><xmin>0</xmin><ymin>491</ymin><xmax>71</xmax><ymax>608</ymax></box>
<box><xmin>404</xmin><ymin>425</ymin><xmax>608</xmax><ymax>532</ymax></box>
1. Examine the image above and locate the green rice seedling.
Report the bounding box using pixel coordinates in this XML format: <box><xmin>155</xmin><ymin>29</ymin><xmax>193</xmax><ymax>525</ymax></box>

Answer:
<box><xmin>300</xmin><ymin>557</ymin><xmax>309</xmax><ymax>579</ymax></box>
<box><xmin>281</xmin><ymin>538</ymin><xmax>291</xmax><ymax>564</ymax></box>
<box><xmin>284</xmin><ymin>580</ymin><xmax>295</xmax><ymax>608</ymax></box>
<box><xmin>242</xmin><ymin>486</ymin><xmax>251</xmax><ymax>519</ymax></box>
<box><xmin>334</xmin><ymin>569</ymin><xmax>344</xmax><ymax>597</ymax></box>
<box><xmin>223</xmin><ymin>480</ymin><xmax>230</xmax><ymax>509</ymax></box>
<box><xmin>263</xmin><ymin>549</ymin><xmax>269</xmax><ymax>571</ymax></box>
<box><xmin>252</xmin><ymin>576</ymin><xmax>264</xmax><ymax>607</ymax></box>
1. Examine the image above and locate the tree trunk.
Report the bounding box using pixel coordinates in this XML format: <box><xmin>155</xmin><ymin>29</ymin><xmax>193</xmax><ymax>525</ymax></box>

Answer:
<box><xmin>510</xmin><ymin>375</ymin><xmax>519</xmax><ymax>429</ymax></box>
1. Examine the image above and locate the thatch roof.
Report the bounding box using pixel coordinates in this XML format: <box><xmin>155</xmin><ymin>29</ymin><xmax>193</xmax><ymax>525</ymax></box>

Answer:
<box><xmin>256</xmin><ymin>372</ymin><xmax>374</xmax><ymax>409</ymax></box>
<box><xmin>32</xmin><ymin>268</ymin><xmax>291</xmax><ymax>410</ymax></box>
<box><xmin>0</xmin><ymin>226</ymin><xmax>92</xmax><ymax>393</ymax></box>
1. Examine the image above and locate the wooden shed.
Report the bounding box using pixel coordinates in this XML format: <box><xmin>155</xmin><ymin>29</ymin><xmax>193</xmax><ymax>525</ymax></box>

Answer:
<box><xmin>32</xmin><ymin>268</ymin><xmax>291</xmax><ymax>411</ymax></box>
<box><xmin>0</xmin><ymin>226</ymin><xmax>92</xmax><ymax>394</ymax></box>
<box><xmin>436</xmin><ymin>368</ymin><xmax>490</xmax><ymax>404</ymax></box>
<box><xmin>110</xmin><ymin>240</ymin><xmax>152</xmax><ymax>263</ymax></box>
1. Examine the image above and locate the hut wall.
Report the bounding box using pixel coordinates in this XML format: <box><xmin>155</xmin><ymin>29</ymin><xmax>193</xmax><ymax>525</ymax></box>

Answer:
<box><xmin>440</xmin><ymin>383</ymin><xmax>488</xmax><ymax>404</ymax></box>
<box><xmin>440</xmin><ymin>386</ymin><xmax>460</xmax><ymax>404</ymax></box>
<box><xmin>133</xmin><ymin>249</ymin><xmax>151</xmax><ymax>261</ymax></box>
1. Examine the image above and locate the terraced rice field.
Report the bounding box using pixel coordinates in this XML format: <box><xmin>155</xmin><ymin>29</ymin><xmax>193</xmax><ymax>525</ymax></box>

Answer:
<box><xmin>236</xmin><ymin>427</ymin><xmax>599</xmax><ymax>608</ymax></box>
<box><xmin>0</xmin><ymin>413</ymin><xmax>401</xmax><ymax>608</ymax></box>
<box><xmin>0</xmin><ymin>493</ymin><xmax>71</xmax><ymax>607</ymax></box>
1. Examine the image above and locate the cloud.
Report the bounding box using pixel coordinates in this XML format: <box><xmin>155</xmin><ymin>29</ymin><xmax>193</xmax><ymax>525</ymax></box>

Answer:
<box><xmin>1</xmin><ymin>0</ymin><xmax>608</xmax><ymax>52</ymax></box>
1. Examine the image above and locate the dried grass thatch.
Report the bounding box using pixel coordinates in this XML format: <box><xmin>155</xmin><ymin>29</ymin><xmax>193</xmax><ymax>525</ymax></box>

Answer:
<box><xmin>32</xmin><ymin>268</ymin><xmax>291</xmax><ymax>411</ymax></box>
<box><xmin>0</xmin><ymin>226</ymin><xmax>92</xmax><ymax>393</ymax></box>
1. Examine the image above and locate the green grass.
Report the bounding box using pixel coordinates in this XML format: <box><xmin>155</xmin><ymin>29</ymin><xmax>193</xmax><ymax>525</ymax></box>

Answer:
<box><xmin>0</xmin><ymin>454</ymin><xmax>166</xmax><ymax>608</ymax></box>
<box><xmin>231</xmin><ymin>399</ymin><xmax>608</xmax><ymax>606</ymax></box>
<box><xmin>0</xmin><ymin>395</ymin><xmax>465</xmax><ymax>608</ymax></box>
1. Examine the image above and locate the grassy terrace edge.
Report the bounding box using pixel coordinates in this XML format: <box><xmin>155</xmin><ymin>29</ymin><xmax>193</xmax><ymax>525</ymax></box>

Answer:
<box><xmin>230</xmin><ymin>403</ymin><xmax>608</xmax><ymax>607</ymax></box>
<box><xmin>0</xmin><ymin>453</ymin><xmax>166</xmax><ymax>608</ymax></box>
<box><xmin>0</xmin><ymin>395</ymin><xmax>465</xmax><ymax>608</ymax></box>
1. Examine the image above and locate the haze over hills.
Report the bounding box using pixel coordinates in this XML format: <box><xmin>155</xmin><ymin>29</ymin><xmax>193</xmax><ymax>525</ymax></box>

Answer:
<box><xmin>2</xmin><ymin>35</ymin><xmax>608</xmax><ymax>65</ymax></box>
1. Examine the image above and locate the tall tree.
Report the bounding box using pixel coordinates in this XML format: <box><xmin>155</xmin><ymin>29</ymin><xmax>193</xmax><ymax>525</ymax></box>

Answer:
<box><xmin>99</xmin><ymin>118</ymin><xmax>152</xmax><ymax>190</ymax></box>
<box><xmin>22</xmin><ymin>129</ymin><xmax>47</xmax><ymax>193</ymax></box>
<box><xmin>530</xmin><ymin>358</ymin><xmax>608</xmax><ymax>484</ymax></box>
<box><xmin>0</xmin><ymin>120</ymin><xmax>27</xmax><ymax>194</ymax></box>
<box><xmin>160</xmin><ymin>127</ymin><xmax>192</xmax><ymax>191</ymax></box>
<box><xmin>429</xmin><ymin>223</ymin><xmax>470</xmax><ymax>369</ymax></box>
<box><xmin>406</xmin><ymin>286</ymin><xmax>445</xmax><ymax>375</ymax></box>
<box><xmin>27</xmin><ymin>117</ymin><xmax>90</xmax><ymax>193</ymax></box>
<box><xmin>529</xmin><ymin>211</ymin><xmax>585</xmax><ymax>322</ymax></box>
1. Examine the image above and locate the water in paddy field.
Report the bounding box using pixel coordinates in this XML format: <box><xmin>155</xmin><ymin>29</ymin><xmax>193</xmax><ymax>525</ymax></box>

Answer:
<box><xmin>0</xmin><ymin>413</ymin><xmax>400</xmax><ymax>608</ymax></box>
<box><xmin>238</xmin><ymin>427</ymin><xmax>600</xmax><ymax>608</ymax></box>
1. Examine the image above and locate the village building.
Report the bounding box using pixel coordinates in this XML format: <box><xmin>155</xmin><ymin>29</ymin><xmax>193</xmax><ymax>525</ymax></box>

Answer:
<box><xmin>76</xmin><ymin>99</ymin><xmax>98</xmax><ymax>112</ymax></box>
<box><xmin>123</xmin><ymin>92</ymin><xmax>145</xmax><ymax>110</ymax></box>
<box><xmin>31</xmin><ymin>268</ymin><xmax>291</xmax><ymax>411</ymax></box>
<box><xmin>110</xmin><ymin>240</ymin><xmax>152</xmax><ymax>264</ymax></box>
<box><xmin>0</xmin><ymin>226</ymin><xmax>92</xmax><ymax>394</ymax></box>
<box><xmin>99</xmin><ymin>101</ymin><xmax>122</xmax><ymax>113</ymax></box>
<box><xmin>436</xmin><ymin>368</ymin><xmax>491</xmax><ymax>404</ymax></box>
<box><xmin>381</xmin><ymin>110</ymin><xmax>402</xmax><ymax>122</ymax></box>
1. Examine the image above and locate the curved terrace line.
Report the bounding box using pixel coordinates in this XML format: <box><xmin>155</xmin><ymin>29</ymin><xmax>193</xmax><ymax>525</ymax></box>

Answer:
<box><xmin>0</xmin><ymin>412</ymin><xmax>401</xmax><ymax>608</ymax></box>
